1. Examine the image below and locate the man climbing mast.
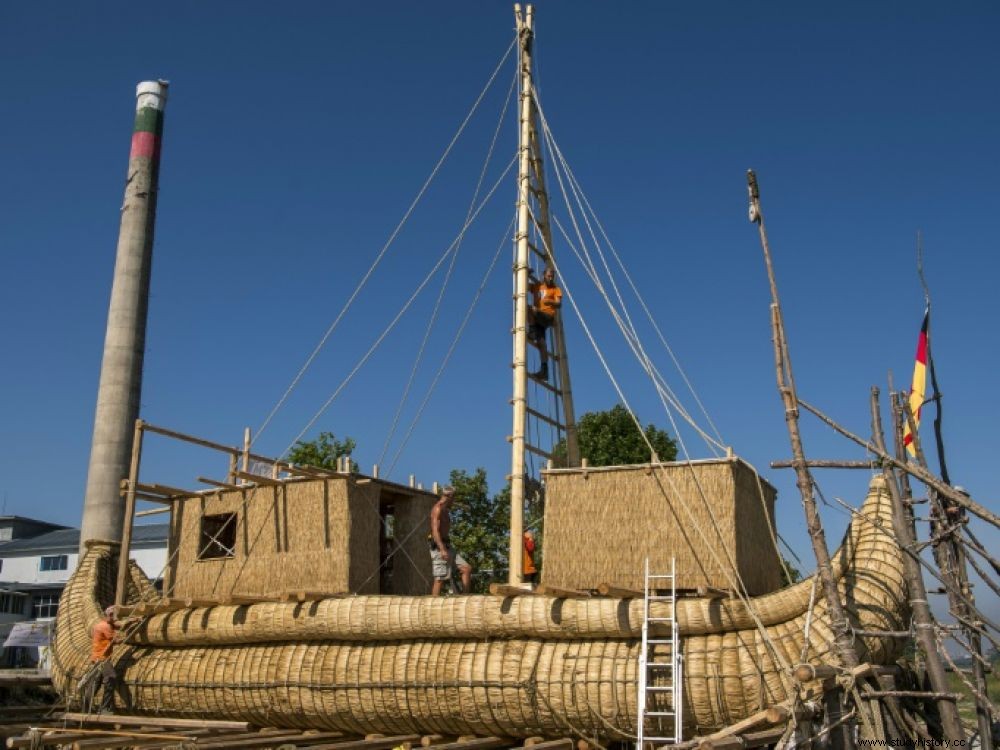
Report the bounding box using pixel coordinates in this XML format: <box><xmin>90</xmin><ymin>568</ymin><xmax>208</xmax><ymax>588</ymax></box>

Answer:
<box><xmin>528</xmin><ymin>266</ymin><xmax>562</xmax><ymax>380</ymax></box>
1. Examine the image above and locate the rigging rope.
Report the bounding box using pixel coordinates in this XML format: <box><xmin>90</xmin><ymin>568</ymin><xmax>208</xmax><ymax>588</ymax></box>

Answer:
<box><xmin>533</xmin><ymin>90</ymin><xmax>726</xmax><ymax>454</ymax></box>
<box><xmin>283</xmin><ymin>156</ymin><xmax>517</xmax><ymax>457</ymax></box>
<box><xmin>253</xmin><ymin>34</ymin><xmax>517</xmax><ymax>447</ymax></box>
<box><xmin>378</xmin><ymin>66</ymin><xmax>518</xmax><ymax>468</ymax></box>
<box><xmin>385</xmin><ymin>215</ymin><xmax>513</xmax><ymax>477</ymax></box>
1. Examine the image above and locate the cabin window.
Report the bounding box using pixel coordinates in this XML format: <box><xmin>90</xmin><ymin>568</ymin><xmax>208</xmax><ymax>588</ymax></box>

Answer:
<box><xmin>39</xmin><ymin>555</ymin><xmax>68</xmax><ymax>572</ymax></box>
<box><xmin>199</xmin><ymin>513</ymin><xmax>237</xmax><ymax>559</ymax></box>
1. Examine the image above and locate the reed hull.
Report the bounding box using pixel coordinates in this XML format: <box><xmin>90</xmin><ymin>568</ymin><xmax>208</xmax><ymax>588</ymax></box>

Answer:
<box><xmin>52</xmin><ymin>477</ymin><xmax>907</xmax><ymax>739</ymax></box>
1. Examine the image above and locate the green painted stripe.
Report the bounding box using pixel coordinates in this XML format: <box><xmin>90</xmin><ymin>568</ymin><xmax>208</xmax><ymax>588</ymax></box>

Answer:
<box><xmin>133</xmin><ymin>107</ymin><xmax>164</xmax><ymax>135</ymax></box>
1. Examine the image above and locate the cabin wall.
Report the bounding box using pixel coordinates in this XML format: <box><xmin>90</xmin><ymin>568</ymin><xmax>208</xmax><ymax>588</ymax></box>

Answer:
<box><xmin>168</xmin><ymin>478</ymin><xmax>355</xmax><ymax>599</ymax></box>
<box><xmin>733</xmin><ymin>465</ymin><xmax>782</xmax><ymax>594</ymax></box>
<box><xmin>164</xmin><ymin>477</ymin><xmax>436</xmax><ymax>599</ymax></box>
<box><xmin>540</xmin><ymin>460</ymin><xmax>781</xmax><ymax>595</ymax></box>
<box><xmin>387</xmin><ymin>492</ymin><xmax>435</xmax><ymax>595</ymax></box>
<box><xmin>347</xmin><ymin>482</ymin><xmax>382</xmax><ymax>595</ymax></box>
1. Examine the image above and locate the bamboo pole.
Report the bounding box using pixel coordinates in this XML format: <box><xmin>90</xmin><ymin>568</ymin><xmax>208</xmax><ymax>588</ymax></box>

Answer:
<box><xmin>796</xmin><ymin>398</ymin><xmax>1000</xmax><ymax>528</ymax></box>
<box><xmin>747</xmin><ymin>172</ymin><xmax>861</xmax><ymax>682</ymax></box>
<box><xmin>114</xmin><ymin>419</ymin><xmax>144</xmax><ymax>608</ymax></box>
<box><xmin>870</xmin><ymin>386</ymin><xmax>964</xmax><ymax>742</ymax></box>
<box><xmin>897</xmin><ymin>394</ymin><xmax>993</xmax><ymax>748</ymax></box>
<box><xmin>509</xmin><ymin>3</ymin><xmax>535</xmax><ymax>586</ymax></box>
<box><xmin>770</xmin><ymin>460</ymin><xmax>876</xmax><ymax>469</ymax></box>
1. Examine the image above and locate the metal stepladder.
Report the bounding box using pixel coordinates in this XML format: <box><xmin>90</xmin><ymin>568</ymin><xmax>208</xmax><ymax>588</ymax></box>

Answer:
<box><xmin>637</xmin><ymin>558</ymin><xmax>683</xmax><ymax>748</ymax></box>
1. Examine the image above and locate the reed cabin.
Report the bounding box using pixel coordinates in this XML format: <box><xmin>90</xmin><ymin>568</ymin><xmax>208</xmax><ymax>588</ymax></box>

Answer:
<box><xmin>540</xmin><ymin>457</ymin><xmax>782</xmax><ymax>595</ymax></box>
<box><xmin>163</xmin><ymin>474</ymin><xmax>437</xmax><ymax>599</ymax></box>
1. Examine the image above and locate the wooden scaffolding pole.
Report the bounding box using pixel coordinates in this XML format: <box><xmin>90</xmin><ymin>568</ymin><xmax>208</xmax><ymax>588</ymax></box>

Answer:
<box><xmin>747</xmin><ymin>171</ymin><xmax>860</xmax><ymax>750</ymax></box>
<box><xmin>872</xmin><ymin>387</ymin><xmax>965</xmax><ymax>742</ymax></box>
<box><xmin>114</xmin><ymin>419</ymin><xmax>145</xmax><ymax>608</ymax></box>
<box><xmin>896</xmin><ymin>393</ymin><xmax>990</xmax><ymax>745</ymax></box>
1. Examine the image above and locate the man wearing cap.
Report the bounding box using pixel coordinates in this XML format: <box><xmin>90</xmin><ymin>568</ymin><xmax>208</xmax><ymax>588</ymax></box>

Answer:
<box><xmin>90</xmin><ymin>606</ymin><xmax>121</xmax><ymax>712</ymax></box>
<box><xmin>429</xmin><ymin>486</ymin><xmax>473</xmax><ymax>595</ymax></box>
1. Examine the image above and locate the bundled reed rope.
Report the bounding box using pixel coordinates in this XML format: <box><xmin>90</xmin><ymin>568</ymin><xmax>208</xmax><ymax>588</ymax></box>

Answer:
<box><xmin>51</xmin><ymin>478</ymin><xmax>907</xmax><ymax>738</ymax></box>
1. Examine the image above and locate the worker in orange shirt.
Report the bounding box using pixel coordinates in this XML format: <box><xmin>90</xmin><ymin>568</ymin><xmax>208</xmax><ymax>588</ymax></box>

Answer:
<box><xmin>527</xmin><ymin>267</ymin><xmax>562</xmax><ymax>381</ymax></box>
<box><xmin>523</xmin><ymin>529</ymin><xmax>538</xmax><ymax>588</ymax></box>
<box><xmin>91</xmin><ymin>606</ymin><xmax>121</xmax><ymax>713</ymax></box>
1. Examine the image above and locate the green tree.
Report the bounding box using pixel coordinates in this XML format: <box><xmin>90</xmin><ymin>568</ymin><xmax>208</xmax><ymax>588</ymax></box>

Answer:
<box><xmin>779</xmin><ymin>557</ymin><xmax>802</xmax><ymax>586</ymax></box>
<box><xmin>287</xmin><ymin>431</ymin><xmax>357</xmax><ymax>471</ymax></box>
<box><xmin>554</xmin><ymin>404</ymin><xmax>678</xmax><ymax>466</ymax></box>
<box><xmin>447</xmin><ymin>468</ymin><xmax>513</xmax><ymax>593</ymax></box>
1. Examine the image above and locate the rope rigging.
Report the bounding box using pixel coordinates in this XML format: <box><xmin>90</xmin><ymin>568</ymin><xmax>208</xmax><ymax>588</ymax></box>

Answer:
<box><xmin>282</xmin><ymin>155</ymin><xmax>517</xmax><ymax>457</ymax></box>
<box><xmin>253</xmin><ymin>34</ymin><xmax>517</xmax><ymax>449</ymax></box>
<box><xmin>378</xmin><ymin>67</ymin><xmax>519</xmax><ymax>470</ymax></box>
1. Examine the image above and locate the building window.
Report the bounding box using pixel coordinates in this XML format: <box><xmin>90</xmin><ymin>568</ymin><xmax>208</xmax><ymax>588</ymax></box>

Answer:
<box><xmin>199</xmin><ymin>513</ymin><xmax>237</xmax><ymax>560</ymax></box>
<box><xmin>33</xmin><ymin>594</ymin><xmax>60</xmax><ymax>619</ymax></box>
<box><xmin>39</xmin><ymin>555</ymin><xmax>68</xmax><ymax>572</ymax></box>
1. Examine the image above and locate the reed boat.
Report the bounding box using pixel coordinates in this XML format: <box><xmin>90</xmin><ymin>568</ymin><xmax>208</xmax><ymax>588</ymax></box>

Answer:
<box><xmin>56</xmin><ymin>5</ymin><xmax>915</xmax><ymax>744</ymax></box>
<box><xmin>51</xmin><ymin>475</ymin><xmax>907</xmax><ymax>741</ymax></box>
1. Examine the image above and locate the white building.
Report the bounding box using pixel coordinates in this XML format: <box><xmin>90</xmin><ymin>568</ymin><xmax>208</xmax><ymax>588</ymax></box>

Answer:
<box><xmin>0</xmin><ymin>521</ymin><xmax>168</xmax><ymax>666</ymax></box>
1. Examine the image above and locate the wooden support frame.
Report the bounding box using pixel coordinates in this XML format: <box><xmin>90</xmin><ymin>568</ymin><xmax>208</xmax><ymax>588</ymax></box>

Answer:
<box><xmin>114</xmin><ymin>419</ymin><xmax>144</xmax><ymax>609</ymax></box>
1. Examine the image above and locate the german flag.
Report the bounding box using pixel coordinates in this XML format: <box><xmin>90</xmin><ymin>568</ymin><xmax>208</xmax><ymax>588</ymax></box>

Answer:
<box><xmin>903</xmin><ymin>309</ymin><xmax>929</xmax><ymax>456</ymax></box>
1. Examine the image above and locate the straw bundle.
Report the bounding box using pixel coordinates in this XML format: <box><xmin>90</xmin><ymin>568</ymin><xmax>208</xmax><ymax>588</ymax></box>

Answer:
<box><xmin>542</xmin><ymin>459</ymin><xmax>782</xmax><ymax>594</ymax></box>
<box><xmin>52</xmin><ymin>477</ymin><xmax>906</xmax><ymax>739</ymax></box>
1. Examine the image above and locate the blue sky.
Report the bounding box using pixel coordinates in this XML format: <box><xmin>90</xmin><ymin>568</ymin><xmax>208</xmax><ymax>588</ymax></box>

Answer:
<box><xmin>1</xmin><ymin>1</ymin><xmax>997</xmax><ymax>595</ymax></box>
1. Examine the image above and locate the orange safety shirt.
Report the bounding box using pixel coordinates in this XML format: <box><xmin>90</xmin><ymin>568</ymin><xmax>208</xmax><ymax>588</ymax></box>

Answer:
<box><xmin>523</xmin><ymin>534</ymin><xmax>537</xmax><ymax>575</ymax></box>
<box><xmin>91</xmin><ymin>619</ymin><xmax>115</xmax><ymax>662</ymax></box>
<box><xmin>530</xmin><ymin>281</ymin><xmax>562</xmax><ymax>317</ymax></box>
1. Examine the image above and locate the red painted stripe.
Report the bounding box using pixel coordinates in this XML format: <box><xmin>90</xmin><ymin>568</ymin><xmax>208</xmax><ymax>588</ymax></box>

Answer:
<box><xmin>130</xmin><ymin>131</ymin><xmax>160</xmax><ymax>160</ymax></box>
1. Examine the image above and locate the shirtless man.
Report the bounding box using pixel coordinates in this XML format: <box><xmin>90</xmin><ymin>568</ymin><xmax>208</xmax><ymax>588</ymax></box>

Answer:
<box><xmin>429</xmin><ymin>486</ymin><xmax>472</xmax><ymax>595</ymax></box>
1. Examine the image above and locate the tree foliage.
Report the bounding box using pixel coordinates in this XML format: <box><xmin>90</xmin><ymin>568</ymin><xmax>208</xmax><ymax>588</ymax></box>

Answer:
<box><xmin>555</xmin><ymin>404</ymin><xmax>678</xmax><ymax>467</ymax></box>
<box><xmin>446</xmin><ymin>468</ymin><xmax>510</xmax><ymax>593</ymax></box>
<box><xmin>287</xmin><ymin>431</ymin><xmax>357</xmax><ymax>471</ymax></box>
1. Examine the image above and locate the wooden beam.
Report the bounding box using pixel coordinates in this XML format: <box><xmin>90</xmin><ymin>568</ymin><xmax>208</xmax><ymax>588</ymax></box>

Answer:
<box><xmin>488</xmin><ymin>583</ymin><xmax>535</xmax><ymax>597</ymax></box>
<box><xmin>696</xmin><ymin>586</ymin><xmax>731</xmax><ymax>599</ymax></box>
<box><xmin>134</xmin><ymin>507</ymin><xmax>170</xmax><ymax>518</ymax></box>
<box><xmin>135</xmin><ymin>482</ymin><xmax>193</xmax><ymax>499</ymax></box>
<box><xmin>278</xmin><ymin>591</ymin><xmax>346</xmax><ymax>603</ymax></box>
<box><xmin>510</xmin><ymin>741</ymin><xmax>573</xmax><ymax>750</ymax></box>
<box><xmin>186</xmin><ymin>730</ymin><xmax>347</xmax><ymax>750</ymax></box>
<box><xmin>283</xmin><ymin>735</ymin><xmax>422</xmax><ymax>750</ymax></box>
<box><xmin>234</xmin><ymin>471</ymin><xmax>282</xmax><ymax>487</ymax></box>
<box><xmin>220</xmin><ymin>594</ymin><xmax>269</xmax><ymax>606</ymax></box>
<box><xmin>428</xmin><ymin>739</ymin><xmax>509</xmax><ymax>750</ymax></box>
<box><xmin>697</xmin><ymin>704</ymin><xmax>791</xmax><ymax>748</ymax></box>
<box><xmin>68</xmin><ymin>728</ymin><xmax>195</xmax><ymax>749</ymax></box>
<box><xmin>58</xmin><ymin>714</ymin><xmax>249</xmax><ymax>731</ymax></box>
<box><xmin>420</xmin><ymin>736</ymin><xmax>449</xmax><ymax>747</ymax></box>
<box><xmin>197</xmin><ymin>476</ymin><xmax>244</xmax><ymax>491</ymax></box>
<box><xmin>534</xmin><ymin>584</ymin><xmax>590</xmax><ymax>599</ymax></box>
<box><xmin>770</xmin><ymin>459</ymin><xmax>876</xmax><ymax>469</ymax></box>
<box><xmin>692</xmin><ymin>726</ymin><xmax>789</xmax><ymax>750</ymax></box>
<box><xmin>596</xmin><ymin>583</ymin><xmax>642</xmax><ymax>598</ymax></box>
<box><xmin>115</xmin><ymin>419</ymin><xmax>145</xmax><ymax>609</ymax></box>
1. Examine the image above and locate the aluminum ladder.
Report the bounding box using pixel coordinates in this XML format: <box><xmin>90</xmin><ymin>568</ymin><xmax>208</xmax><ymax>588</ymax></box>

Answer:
<box><xmin>637</xmin><ymin>557</ymin><xmax>683</xmax><ymax>748</ymax></box>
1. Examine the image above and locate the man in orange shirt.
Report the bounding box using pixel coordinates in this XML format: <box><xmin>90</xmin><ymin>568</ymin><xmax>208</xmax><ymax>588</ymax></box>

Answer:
<box><xmin>527</xmin><ymin>267</ymin><xmax>562</xmax><ymax>381</ymax></box>
<box><xmin>91</xmin><ymin>605</ymin><xmax>120</xmax><ymax>713</ymax></box>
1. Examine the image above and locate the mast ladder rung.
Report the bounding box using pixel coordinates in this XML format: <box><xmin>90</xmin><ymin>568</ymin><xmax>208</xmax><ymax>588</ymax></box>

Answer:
<box><xmin>529</xmin><ymin>376</ymin><xmax>562</xmax><ymax>395</ymax></box>
<box><xmin>527</xmin><ymin>338</ymin><xmax>560</xmax><ymax>360</ymax></box>
<box><xmin>525</xmin><ymin>443</ymin><xmax>554</xmax><ymax>460</ymax></box>
<box><xmin>527</xmin><ymin>241</ymin><xmax>548</xmax><ymax>261</ymax></box>
<box><xmin>525</xmin><ymin>406</ymin><xmax>566</xmax><ymax>430</ymax></box>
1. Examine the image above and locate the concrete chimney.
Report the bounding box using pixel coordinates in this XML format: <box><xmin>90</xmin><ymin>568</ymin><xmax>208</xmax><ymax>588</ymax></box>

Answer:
<box><xmin>80</xmin><ymin>80</ymin><xmax>168</xmax><ymax>553</ymax></box>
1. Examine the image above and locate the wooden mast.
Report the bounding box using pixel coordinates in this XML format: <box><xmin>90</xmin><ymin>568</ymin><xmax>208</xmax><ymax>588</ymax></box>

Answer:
<box><xmin>509</xmin><ymin>2</ymin><xmax>535</xmax><ymax>586</ymax></box>
<box><xmin>510</xmin><ymin>4</ymin><xmax>579</xmax><ymax>587</ymax></box>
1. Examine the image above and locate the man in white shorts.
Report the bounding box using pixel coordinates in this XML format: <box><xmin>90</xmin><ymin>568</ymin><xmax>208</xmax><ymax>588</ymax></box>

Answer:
<box><xmin>429</xmin><ymin>486</ymin><xmax>472</xmax><ymax>594</ymax></box>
